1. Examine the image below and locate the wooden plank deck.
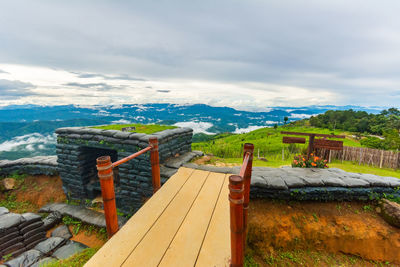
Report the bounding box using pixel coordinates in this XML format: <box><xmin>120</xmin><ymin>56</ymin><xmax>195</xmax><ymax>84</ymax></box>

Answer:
<box><xmin>85</xmin><ymin>167</ymin><xmax>231</xmax><ymax>267</ymax></box>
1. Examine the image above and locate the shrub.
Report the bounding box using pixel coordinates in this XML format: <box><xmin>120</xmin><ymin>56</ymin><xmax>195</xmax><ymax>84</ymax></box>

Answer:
<box><xmin>292</xmin><ymin>154</ymin><xmax>328</xmax><ymax>168</ymax></box>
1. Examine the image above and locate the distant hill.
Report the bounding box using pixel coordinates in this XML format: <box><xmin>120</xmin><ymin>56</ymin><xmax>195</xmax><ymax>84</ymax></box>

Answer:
<box><xmin>0</xmin><ymin>104</ymin><xmax>382</xmax><ymax>160</ymax></box>
<box><xmin>192</xmin><ymin>125</ymin><xmax>361</xmax><ymax>158</ymax></box>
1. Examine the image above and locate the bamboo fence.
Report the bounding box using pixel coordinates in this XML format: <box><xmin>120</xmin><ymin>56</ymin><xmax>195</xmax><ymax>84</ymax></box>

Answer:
<box><xmin>317</xmin><ymin>146</ymin><xmax>400</xmax><ymax>169</ymax></box>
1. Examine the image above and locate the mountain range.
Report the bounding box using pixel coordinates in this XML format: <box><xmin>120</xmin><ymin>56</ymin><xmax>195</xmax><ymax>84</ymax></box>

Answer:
<box><xmin>0</xmin><ymin>104</ymin><xmax>383</xmax><ymax>160</ymax></box>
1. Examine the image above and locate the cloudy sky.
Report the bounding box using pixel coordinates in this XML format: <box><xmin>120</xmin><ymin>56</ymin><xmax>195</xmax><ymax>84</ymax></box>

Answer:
<box><xmin>0</xmin><ymin>0</ymin><xmax>399</xmax><ymax>111</ymax></box>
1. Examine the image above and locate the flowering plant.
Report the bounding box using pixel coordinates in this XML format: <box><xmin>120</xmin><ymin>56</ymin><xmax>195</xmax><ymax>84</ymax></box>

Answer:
<box><xmin>292</xmin><ymin>154</ymin><xmax>328</xmax><ymax>168</ymax></box>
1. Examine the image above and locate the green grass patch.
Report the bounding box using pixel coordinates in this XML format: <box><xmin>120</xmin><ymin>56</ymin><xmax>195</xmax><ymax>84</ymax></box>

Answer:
<box><xmin>192</xmin><ymin>125</ymin><xmax>361</xmax><ymax>158</ymax></box>
<box><xmin>329</xmin><ymin>160</ymin><xmax>400</xmax><ymax>178</ymax></box>
<box><xmin>62</xmin><ymin>216</ymin><xmax>107</xmax><ymax>241</ymax></box>
<box><xmin>247</xmin><ymin>249</ymin><xmax>395</xmax><ymax>267</ymax></box>
<box><xmin>198</xmin><ymin>157</ymin><xmax>400</xmax><ymax>178</ymax></box>
<box><xmin>92</xmin><ymin>123</ymin><xmax>176</xmax><ymax>134</ymax></box>
<box><xmin>0</xmin><ymin>192</ymin><xmax>36</xmax><ymax>213</ymax></box>
<box><xmin>42</xmin><ymin>247</ymin><xmax>99</xmax><ymax>267</ymax></box>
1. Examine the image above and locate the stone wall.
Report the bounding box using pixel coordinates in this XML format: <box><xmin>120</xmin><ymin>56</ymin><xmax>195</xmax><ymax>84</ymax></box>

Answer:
<box><xmin>0</xmin><ymin>156</ymin><xmax>58</xmax><ymax>176</ymax></box>
<box><xmin>183</xmin><ymin>164</ymin><xmax>400</xmax><ymax>201</ymax></box>
<box><xmin>55</xmin><ymin>126</ymin><xmax>193</xmax><ymax>214</ymax></box>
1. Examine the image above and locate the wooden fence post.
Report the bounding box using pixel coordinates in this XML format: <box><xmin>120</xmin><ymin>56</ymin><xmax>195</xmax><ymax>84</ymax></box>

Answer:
<box><xmin>229</xmin><ymin>175</ymin><xmax>244</xmax><ymax>267</ymax></box>
<box><xmin>379</xmin><ymin>150</ymin><xmax>384</xmax><ymax>169</ymax></box>
<box><xmin>149</xmin><ymin>137</ymin><xmax>161</xmax><ymax>194</ymax></box>
<box><xmin>242</xmin><ymin>143</ymin><xmax>254</xmax><ymax>247</ymax></box>
<box><xmin>96</xmin><ymin>156</ymin><xmax>119</xmax><ymax>238</ymax></box>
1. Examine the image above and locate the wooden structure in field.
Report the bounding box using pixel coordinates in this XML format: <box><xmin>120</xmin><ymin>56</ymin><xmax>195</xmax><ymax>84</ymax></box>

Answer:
<box><xmin>85</xmin><ymin>143</ymin><xmax>254</xmax><ymax>266</ymax></box>
<box><xmin>281</xmin><ymin>131</ymin><xmax>345</xmax><ymax>159</ymax></box>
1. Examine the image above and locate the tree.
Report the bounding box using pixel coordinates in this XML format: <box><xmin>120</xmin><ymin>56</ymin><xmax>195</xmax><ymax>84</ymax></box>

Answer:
<box><xmin>284</xmin><ymin>116</ymin><xmax>288</xmax><ymax>124</ymax></box>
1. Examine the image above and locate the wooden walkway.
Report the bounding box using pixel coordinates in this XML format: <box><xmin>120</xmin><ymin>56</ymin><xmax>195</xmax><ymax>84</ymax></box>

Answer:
<box><xmin>85</xmin><ymin>167</ymin><xmax>231</xmax><ymax>267</ymax></box>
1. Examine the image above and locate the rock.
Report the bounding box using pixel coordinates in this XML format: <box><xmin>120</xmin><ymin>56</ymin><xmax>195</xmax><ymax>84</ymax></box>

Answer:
<box><xmin>0</xmin><ymin>207</ymin><xmax>9</xmax><ymax>216</ymax></box>
<box><xmin>91</xmin><ymin>196</ymin><xmax>103</xmax><ymax>205</ymax></box>
<box><xmin>0</xmin><ymin>236</ymin><xmax>23</xmax><ymax>251</ymax></box>
<box><xmin>34</xmin><ymin>237</ymin><xmax>66</xmax><ymax>255</ymax></box>
<box><xmin>52</xmin><ymin>240</ymin><xmax>88</xmax><ymax>260</ymax></box>
<box><xmin>264</xmin><ymin>176</ymin><xmax>288</xmax><ymax>190</ymax></box>
<box><xmin>0</xmin><ymin>213</ymin><xmax>24</xmax><ymax>234</ymax></box>
<box><xmin>23</xmin><ymin>232</ymin><xmax>46</xmax><ymax>247</ymax></box>
<box><xmin>23</xmin><ymin>226</ymin><xmax>46</xmax><ymax>239</ymax></box>
<box><xmin>40</xmin><ymin>203</ymin><xmax>127</xmax><ymax>228</ymax></box>
<box><xmin>160</xmin><ymin>165</ymin><xmax>178</xmax><ymax>178</ymax></box>
<box><xmin>0</xmin><ymin>242</ymin><xmax>25</xmax><ymax>258</ymax></box>
<box><xmin>1</xmin><ymin>178</ymin><xmax>15</xmax><ymax>190</ymax></box>
<box><xmin>19</xmin><ymin>213</ymin><xmax>42</xmax><ymax>229</ymax></box>
<box><xmin>42</xmin><ymin>211</ymin><xmax>62</xmax><ymax>230</ymax></box>
<box><xmin>281</xmin><ymin>176</ymin><xmax>305</xmax><ymax>188</ymax></box>
<box><xmin>164</xmin><ymin>152</ymin><xmax>198</xmax><ymax>169</ymax></box>
<box><xmin>20</xmin><ymin>221</ymin><xmax>44</xmax><ymax>234</ymax></box>
<box><xmin>51</xmin><ymin>225</ymin><xmax>72</xmax><ymax>240</ymax></box>
<box><xmin>3</xmin><ymin>249</ymin><xmax>43</xmax><ymax>267</ymax></box>
<box><xmin>0</xmin><ymin>231</ymin><xmax>19</xmax><ymax>244</ymax></box>
<box><xmin>380</xmin><ymin>199</ymin><xmax>400</xmax><ymax>228</ymax></box>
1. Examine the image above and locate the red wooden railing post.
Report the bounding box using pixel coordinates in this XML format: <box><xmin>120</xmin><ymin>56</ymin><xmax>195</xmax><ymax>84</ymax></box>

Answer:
<box><xmin>242</xmin><ymin>143</ymin><xmax>254</xmax><ymax>246</ymax></box>
<box><xmin>149</xmin><ymin>137</ymin><xmax>161</xmax><ymax>194</ymax></box>
<box><xmin>229</xmin><ymin>175</ymin><xmax>244</xmax><ymax>267</ymax></box>
<box><xmin>96</xmin><ymin>156</ymin><xmax>119</xmax><ymax>238</ymax></box>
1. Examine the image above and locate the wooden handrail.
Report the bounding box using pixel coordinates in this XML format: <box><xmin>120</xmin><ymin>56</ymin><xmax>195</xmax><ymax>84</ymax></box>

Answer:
<box><xmin>229</xmin><ymin>143</ymin><xmax>254</xmax><ymax>267</ymax></box>
<box><xmin>112</xmin><ymin>146</ymin><xmax>152</xmax><ymax>168</ymax></box>
<box><xmin>96</xmin><ymin>137</ymin><xmax>161</xmax><ymax>238</ymax></box>
<box><xmin>280</xmin><ymin>131</ymin><xmax>345</xmax><ymax>139</ymax></box>
<box><xmin>229</xmin><ymin>175</ymin><xmax>244</xmax><ymax>267</ymax></box>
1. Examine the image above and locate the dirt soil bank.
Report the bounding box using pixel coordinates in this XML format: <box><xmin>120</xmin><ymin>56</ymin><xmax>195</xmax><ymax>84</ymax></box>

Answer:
<box><xmin>248</xmin><ymin>200</ymin><xmax>400</xmax><ymax>265</ymax></box>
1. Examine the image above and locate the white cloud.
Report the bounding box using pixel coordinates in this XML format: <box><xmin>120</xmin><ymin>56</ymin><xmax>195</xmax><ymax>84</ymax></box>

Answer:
<box><xmin>0</xmin><ymin>1</ymin><xmax>399</xmax><ymax>108</ymax></box>
<box><xmin>111</xmin><ymin>119</ymin><xmax>131</xmax><ymax>124</ymax></box>
<box><xmin>173</xmin><ymin>121</ymin><xmax>214</xmax><ymax>134</ymax></box>
<box><xmin>0</xmin><ymin>133</ymin><xmax>56</xmax><ymax>152</ymax></box>
<box><xmin>289</xmin><ymin>114</ymin><xmax>316</xmax><ymax>119</ymax></box>
<box><xmin>233</xmin><ymin>125</ymin><xmax>267</xmax><ymax>134</ymax></box>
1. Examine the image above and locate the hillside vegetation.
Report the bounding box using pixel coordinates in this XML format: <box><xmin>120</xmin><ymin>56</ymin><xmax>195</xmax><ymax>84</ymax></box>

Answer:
<box><xmin>192</xmin><ymin>126</ymin><xmax>361</xmax><ymax>158</ymax></box>
<box><xmin>307</xmin><ymin>108</ymin><xmax>400</xmax><ymax>150</ymax></box>
<box><xmin>92</xmin><ymin>123</ymin><xmax>176</xmax><ymax>134</ymax></box>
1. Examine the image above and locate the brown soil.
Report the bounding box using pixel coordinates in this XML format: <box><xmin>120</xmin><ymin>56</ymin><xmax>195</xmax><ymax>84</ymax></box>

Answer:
<box><xmin>194</xmin><ymin>155</ymin><xmax>240</xmax><ymax>167</ymax></box>
<box><xmin>15</xmin><ymin>175</ymin><xmax>66</xmax><ymax>208</ymax></box>
<box><xmin>248</xmin><ymin>199</ymin><xmax>400</xmax><ymax>265</ymax></box>
<box><xmin>45</xmin><ymin>225</ymin><xmax>106</xmax><ymax>248</ymax></box>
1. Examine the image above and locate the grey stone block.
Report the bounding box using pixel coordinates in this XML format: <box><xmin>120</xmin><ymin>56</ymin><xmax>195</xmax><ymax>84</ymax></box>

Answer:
<box><xmin>281</xmin><ymin>176</ymin><xmax>306</xmax><ymax>188</ymax></box>
<box><xmin>300</xmin><ymin>177</ymin><xmax>325</xmax><ymax>187</ymax></box>
<box><xmin>34</xmin><ymin>237</ymin><xmax>66</xmax><ymax>255</ymax></box>
<box><xmin>52</xmin><ymin>241</ymin><xmax>88</xmax><ymax>260</ymax></box>
<box><xmin>341</xmin><ymin>177</ymin><xmax>370</xmax><ymax>187</ymax></box>
<box><xmin>264</xmin><ymin>176</ymin><xmax>288</xmax><ymax>189</ymax></box>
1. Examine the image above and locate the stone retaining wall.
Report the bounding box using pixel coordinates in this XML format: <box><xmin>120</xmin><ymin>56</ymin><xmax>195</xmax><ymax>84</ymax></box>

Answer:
<box><xmin>0</xmin><ymin>208</ymin><xmax>46</xmax><ymax>258</ymax></box>
<box><xmin>183</xmin><ymin>164</ymin><xmax>400</xmax><ymax>201</ymax></box>
<box><xmin>55</xmin><ymin>126</ymin><xmax>193</xmax><ymax>214</ymax></box>
<box><xmin>0</xmin><ymin>156</ymin><xmax>58</xmax><ymax>176</ymax></box>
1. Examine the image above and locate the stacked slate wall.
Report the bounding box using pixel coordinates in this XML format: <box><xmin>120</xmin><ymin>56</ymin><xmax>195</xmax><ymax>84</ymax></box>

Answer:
<box><xmin>55</xmin><ymin>126</ymin><xmax>193</xmax><ymax>214</ymax></box>
<box><xmin>0</xmin><ymin>156</ymin><xmax>58</xmax><ymax>176</ymax></box>
<box><xmin>0</xmin><ymin>208</ymin><xmax>46</xmax><ymax>258</ymax></box>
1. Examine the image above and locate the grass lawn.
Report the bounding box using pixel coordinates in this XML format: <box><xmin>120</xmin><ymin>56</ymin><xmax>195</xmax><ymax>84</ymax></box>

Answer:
<box><xmin>245</xmin><ymin>249</ymin><xmax>396</xmax><ymax>267</ymax></box>
<box><xmin>91</xmin><ymin>123</ymin><xmax>176</xmax><ymax>134</ymax></box>
<box><xmin>329</xmin><ymin>160</ymin><xmax>400</xmax><ymax>178</ymax></box>
<box><xmin>203</xmin><ymin>156</ymin><xmax>400</xmax><ymax>178</ymax></box>
<box><xmin>192</xmin><ymin>125</ymin><xmax>361</xmax><ymax>158</ymax></box>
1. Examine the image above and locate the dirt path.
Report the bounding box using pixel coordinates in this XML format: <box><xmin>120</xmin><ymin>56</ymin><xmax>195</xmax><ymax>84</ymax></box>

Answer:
<box><xmin>248</xmin><ymin>200</ymin><xmax>400</xmax><ymax>265</ymax></box>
